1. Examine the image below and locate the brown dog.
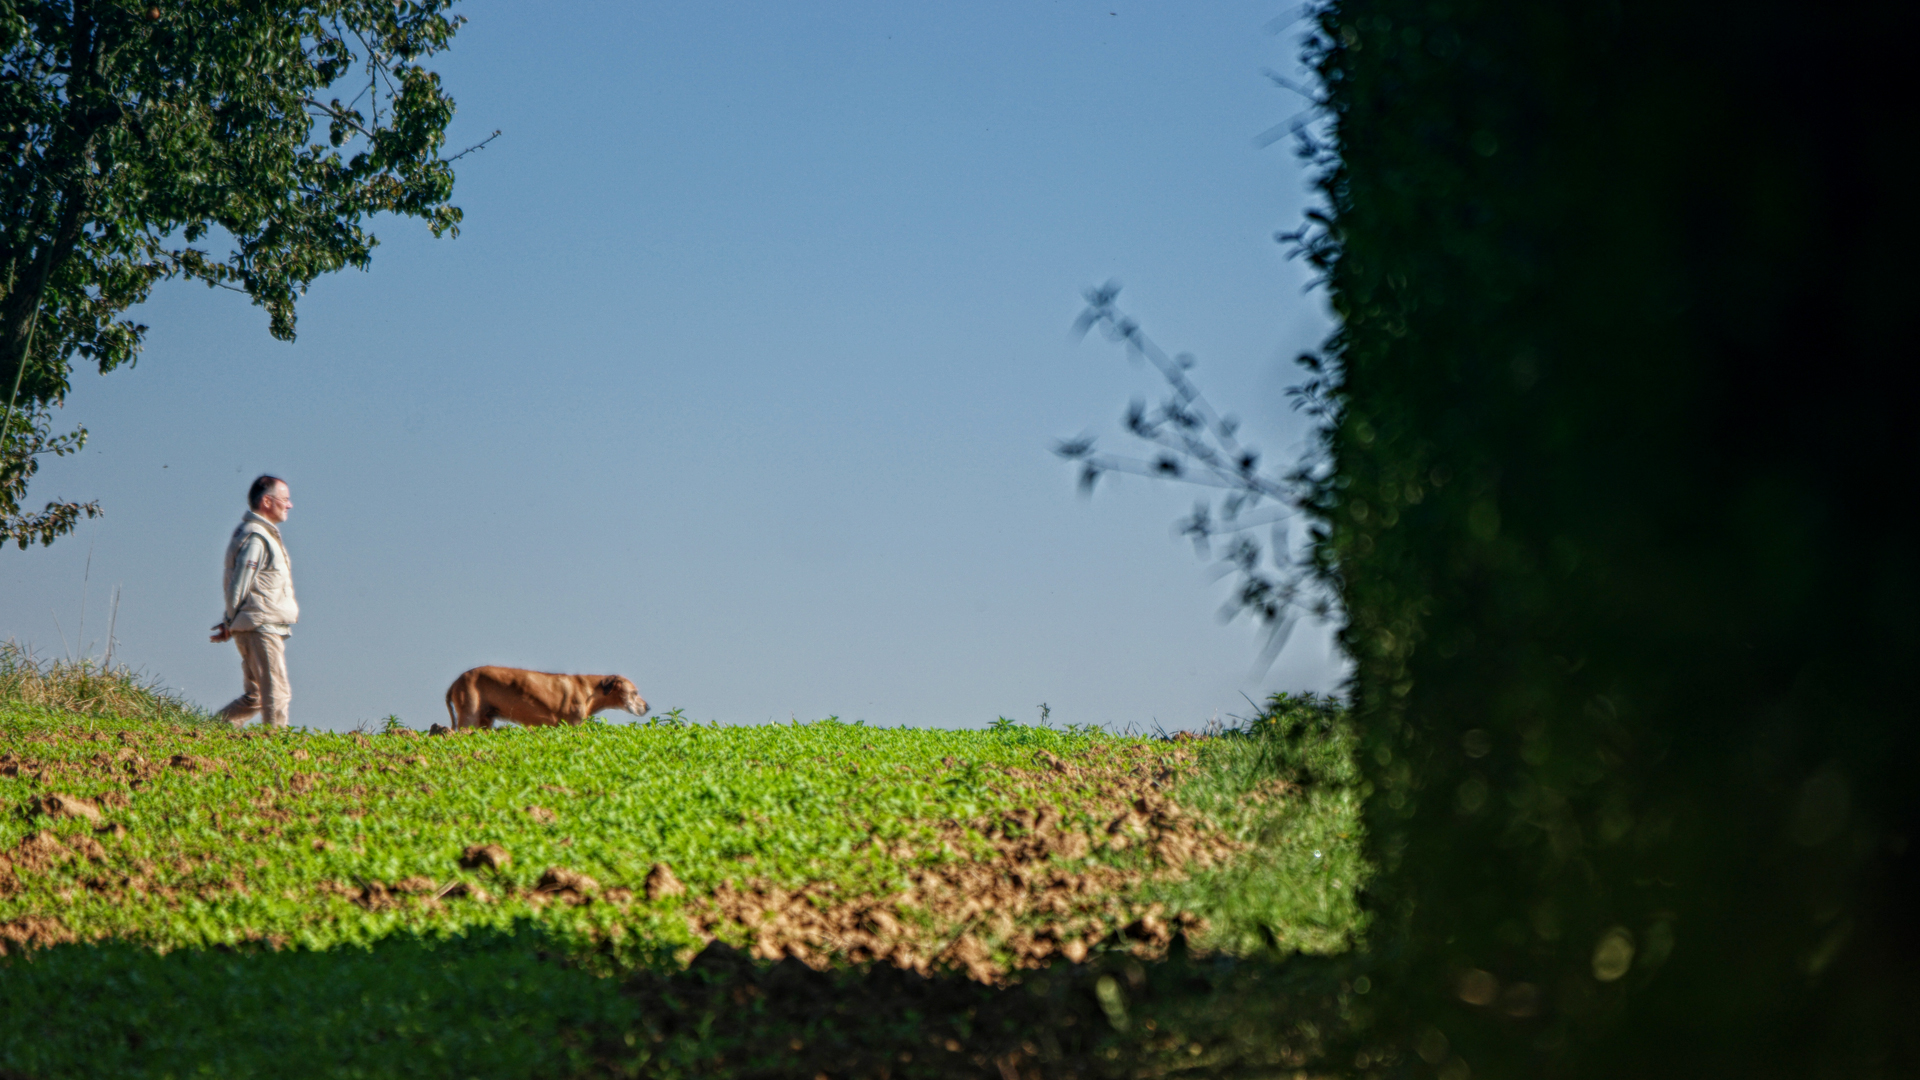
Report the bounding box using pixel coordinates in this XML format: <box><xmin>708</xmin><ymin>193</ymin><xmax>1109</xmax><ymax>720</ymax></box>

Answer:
<box><xmin>444</xmin><ymin>666</ymin><xmax>649</xmax><ymax>730</ymax></box>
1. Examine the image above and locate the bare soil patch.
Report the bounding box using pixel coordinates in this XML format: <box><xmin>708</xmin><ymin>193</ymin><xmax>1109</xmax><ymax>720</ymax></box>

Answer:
<box><xmin>0</xmin><ymin>914</ymin><xmax>75</xmax><ymax>955</ymax></box>
<box><xmin>686</xmin><ymin>750</ymin><xmax>1239</xmax><ymax>981</ymax></box>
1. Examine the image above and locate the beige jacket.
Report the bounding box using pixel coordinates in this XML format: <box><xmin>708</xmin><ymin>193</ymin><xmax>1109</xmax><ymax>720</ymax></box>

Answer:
<box><xmin>223</xmin><ymin>511</ymin><xmax>299</xmax><ymax>635</ymax></box>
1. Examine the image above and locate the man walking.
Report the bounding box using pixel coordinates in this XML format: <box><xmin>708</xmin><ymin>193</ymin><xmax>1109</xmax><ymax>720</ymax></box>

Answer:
<box><xmin>210</xmin><ymin>475</ymin><xmax>299</xmax><ymax>728</ymax></box>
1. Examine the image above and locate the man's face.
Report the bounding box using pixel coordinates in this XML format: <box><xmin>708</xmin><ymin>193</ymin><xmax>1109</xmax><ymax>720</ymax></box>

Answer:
<box><xmin>258</xmin><ymin>483</ymin><xmax>292</xmax><ymax>524</ymax></box>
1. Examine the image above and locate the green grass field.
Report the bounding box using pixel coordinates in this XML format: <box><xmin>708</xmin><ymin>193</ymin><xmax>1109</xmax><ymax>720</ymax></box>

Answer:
<box><xmin>0</xmin><ymin>651</ymin><xmax>1369</xmax><ymax>1079</ymax></box>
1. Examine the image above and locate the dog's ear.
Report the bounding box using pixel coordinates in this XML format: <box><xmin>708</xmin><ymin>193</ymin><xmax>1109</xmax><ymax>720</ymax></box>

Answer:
<box><xmin>598</xmin><ymin>676</ymin><xmax>619</xmax><ymax>694</ymax></box>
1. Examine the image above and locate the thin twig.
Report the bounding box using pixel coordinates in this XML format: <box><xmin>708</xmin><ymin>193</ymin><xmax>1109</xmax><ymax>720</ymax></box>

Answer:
<box><xmin>78</xmin><ymin>538</ymin><xmax>93</xmax><ymax>657</ymax></box>
<box><xmin>444</xmin><ymin>129</ymin><xmax>500</xmax><ymax>163</ymax></box>
<box><xmin>103</xmin><ymin>584</ymin><xmax>120</xmax><ymax>670</ymax></box>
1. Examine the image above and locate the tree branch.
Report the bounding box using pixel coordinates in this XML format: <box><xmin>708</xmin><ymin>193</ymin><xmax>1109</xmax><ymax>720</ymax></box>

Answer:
<box><xmin>1063</xmin><ymin>285</ymin><xmax>1337</xmax><ymax>661</ymax></box>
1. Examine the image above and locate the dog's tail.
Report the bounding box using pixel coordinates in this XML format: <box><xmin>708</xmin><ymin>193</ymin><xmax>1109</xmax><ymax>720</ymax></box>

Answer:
<box><xmin>445</xmin><ymin>681</ymin><xmax>460</xmax><ymax>730</ymax></box>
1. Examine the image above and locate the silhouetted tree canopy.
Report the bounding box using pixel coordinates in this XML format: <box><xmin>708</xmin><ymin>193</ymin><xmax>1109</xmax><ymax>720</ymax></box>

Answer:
<box><xmin>1307</xmin><ymin>0</ymin><xmax>1917</xmax><ymax>1074</ymax></box>
<box><xmin>1073</xmin><ymin>0</ymin><xmax>1916</xmax><ymax>1073</ymax></box>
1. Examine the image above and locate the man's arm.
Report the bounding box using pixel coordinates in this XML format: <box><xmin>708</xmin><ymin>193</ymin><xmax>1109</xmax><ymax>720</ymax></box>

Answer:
<box><xmin>223</xmin><ymin>534</ymin><xmax>268</xmax><ymax>626</ymax></box>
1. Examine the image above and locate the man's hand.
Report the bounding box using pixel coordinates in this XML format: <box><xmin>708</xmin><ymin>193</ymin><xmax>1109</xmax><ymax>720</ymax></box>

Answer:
<box><xmin>210</xmin><ymin>622</ymin><xmax>232</xmax><ymax>643</ymax></box>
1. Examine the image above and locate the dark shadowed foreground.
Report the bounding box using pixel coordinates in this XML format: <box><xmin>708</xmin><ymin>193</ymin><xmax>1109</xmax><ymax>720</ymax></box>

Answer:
<box><xmin>1</xmin><ymin>924</ymin><xmax>1381</xmax><ymax>1079</ymax></box>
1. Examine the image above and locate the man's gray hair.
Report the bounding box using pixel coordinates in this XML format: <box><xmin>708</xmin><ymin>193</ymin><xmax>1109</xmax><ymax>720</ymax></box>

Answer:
<box><xmin>247</xmin><ymin>474</ymin><xmax>287</xmax><ymax>510</ymax></box>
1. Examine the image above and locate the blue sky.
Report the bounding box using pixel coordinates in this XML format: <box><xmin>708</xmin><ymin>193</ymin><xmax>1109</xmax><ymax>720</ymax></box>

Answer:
<box><xmin>0</xmin><ymin>0</ymin><xmax>1344</xmax><ymax>732</ymax></box>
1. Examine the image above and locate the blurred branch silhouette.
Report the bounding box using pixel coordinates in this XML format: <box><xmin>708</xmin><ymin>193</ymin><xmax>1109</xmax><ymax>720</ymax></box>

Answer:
<box><xmin>1059</xmin><ymin>283</ymin><xmax>1338</xmax><ymax>666</ymax></box>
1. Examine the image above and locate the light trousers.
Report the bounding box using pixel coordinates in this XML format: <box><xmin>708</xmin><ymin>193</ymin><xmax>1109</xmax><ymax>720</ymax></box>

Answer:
<box><xmin>221</xmin><ymin>630</ymin><xmax>291</xmax><ymax>728</ymax></box>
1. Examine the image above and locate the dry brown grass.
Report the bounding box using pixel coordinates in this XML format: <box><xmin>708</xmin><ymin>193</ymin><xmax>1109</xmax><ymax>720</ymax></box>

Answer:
<box><xmin>0</xmin><ymin>640</ymin><xmax>207</xmax><ymax>723</ymax></box>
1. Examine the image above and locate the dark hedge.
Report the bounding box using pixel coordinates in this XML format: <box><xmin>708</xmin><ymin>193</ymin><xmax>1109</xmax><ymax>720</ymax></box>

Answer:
<box><xmin>1306</xmin><ymin>0</ymin><xmax>1918</xmax><ymax>1076</ymax></box>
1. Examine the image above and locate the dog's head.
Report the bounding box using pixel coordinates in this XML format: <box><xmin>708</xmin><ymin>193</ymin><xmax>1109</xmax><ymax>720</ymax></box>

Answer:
<box><xmin>597</xmin><ymin>676</ymin><xmax>649</xmax><ymax>717</ymax></box>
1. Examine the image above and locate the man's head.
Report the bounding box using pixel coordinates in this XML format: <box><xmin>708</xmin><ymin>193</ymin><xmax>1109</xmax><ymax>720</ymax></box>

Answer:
<box><xmin>248</xmin><ymin>474</ymin><xmax>292</xmax><ymax>524</ymax></box>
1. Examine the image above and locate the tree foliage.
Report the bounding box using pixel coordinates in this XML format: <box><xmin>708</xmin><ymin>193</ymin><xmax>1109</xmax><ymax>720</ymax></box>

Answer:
<box><xmin>0</xmin><ymin>0</ymin><xmax>483</xmax><ymax>548</ymax></box>
<box><xmin>1300</xmin><ymin>0</ymin><xmax>1919</xmax><ymax>1074</ymax></box>
<box><xmin>1069</xmin><ymin>0</ymin><xmax>1916</xmax><ymax>1072</ymax></box>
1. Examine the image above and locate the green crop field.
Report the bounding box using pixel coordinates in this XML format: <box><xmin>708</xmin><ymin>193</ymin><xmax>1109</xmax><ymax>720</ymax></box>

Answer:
<box><xmin>0</xmin><ymin>651</ymin><xmax>1368</xmax><ymax>1079</ymax></box>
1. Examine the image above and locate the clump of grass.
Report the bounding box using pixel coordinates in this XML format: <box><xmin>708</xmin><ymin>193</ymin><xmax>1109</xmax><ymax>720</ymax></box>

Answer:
<box><xmin>1244</xmin><ymin>690</ymin><xmax>1361</xmax><ymax>788</ymax></box>
<box><xmin>0</xmin><ymin>640</ymin><xmax>208</xmax><ymax>724</ymax></box>
<box><xmin>1153</xmin><ymin>692</ymin><xmax>1370</xmax><ymax>957</ymax></box>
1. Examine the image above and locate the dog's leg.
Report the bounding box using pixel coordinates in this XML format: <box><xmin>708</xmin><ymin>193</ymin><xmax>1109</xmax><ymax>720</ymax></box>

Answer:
<box><xmin>448</xmin><ymin>677</ymin><xmax>486</xmax><ymax>730</ymax></box>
